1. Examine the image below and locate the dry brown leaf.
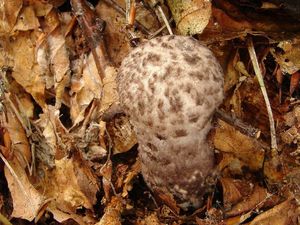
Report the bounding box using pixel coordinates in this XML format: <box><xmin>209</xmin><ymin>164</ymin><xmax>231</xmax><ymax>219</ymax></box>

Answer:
<box><xmin>106</xmin><ymin>114</ymin><xmax>137</xmax><ymax>154</ymax></box>
<box><xmin>0</xmin><ymin>0</ymin><xmax>23</xmax><ymax>35</ymax></box>
<box><xmin>226</xmin><ymin>185</ymin><xmax>275</xmax><ymax>217</ymax></box>
<box><xmin>224</xmin><ymin>50</ymin><xmax>240</xmax><ymax>92</ymax></box>
<box><xmin>220</xmin><ymin>178</ymin><xmax>243</xmax><ymax>210</ymax></box>
<box><xmin>8</xmin><ymin>80</ymin><xmax>34</xmax><ymax>119</ymax></box>
<box><xmin>122</xmin><ymin>159</ymin><xmax>141</xmax><ymax>198</ymax></box>
<box><xmin>4</xmin><ymin>104</ymin><xmax>31</xmax><ymax>167</ymax></box>
<box><xmin>32</xmin><ymin>1</ymin><xmax>53</xmax><ymax>17</ymax></box>
<box><xmin>47</xmin><ymin>152</ymin><xmax>99</xmax><ymax>213</ymax></box>
<box><xmin>70</xmin><ymin>53</ymin><xmax>102</xmax><ymax>124</ymax></box>
<box><xmin>214</xmin><ymin>120</ymin><xmax>265</xmax><ymax>171</ymax></box>
<box><xmin>100</xmin><ymin>158</ymin><xmax>113</xmax><ymax>202</ymax></box>
<box><xmin>290</xmin><ymin>71</ymin><xmax>300</xmax><ymax>95</ymax></box>
<box><xmin>100</xmin><ymin>66</ymin><xmax>119</xmax><ymax>113</ymax></box>
<box><xmin>280</xmin><ymin>105</ymin><xmax>300</xmax><ymax>145</ymax></box>
<box><xmin>10</xmin><ymin>32</ymin><xmax>46</xmax><ymax>107</ymax></box>
<box><xmin>48</xmin><ymin>207</ymin><xmax>96</xmax><ymax>225</ymax></box>
<box><xmin>218</xmin><ymin>152</ymin><xmax>245</xmax><ymax>175</ymax></box>
<box><xmin>137</xmin><ymin>213</ymin><xmax>162</xmax><ymax>225</ymax></box>
<box><xmin>4</xmin><ymin>157</ymin><xmax>45</xmax><ymax>221</ymax></box>
<box><xmin>167</xmin><ymin>0</ymin><xmax>212</xmax><ymax>35</ymax></box>
<box><xmin>223</xmin><ymin>215</ymin><xmax>244</xmax><ymax>225</ymax></box>
<box><xmin>280</xmin><ymin>126</ymin><xmax>298</xmax><ymax>145</ymax></box>
<box><xmin>272</xmin><ymin>40</ymin><xmax>300</xmax><ymax>74</ymax></box>
<box><xmin>44</xmin><ymin>9</ymin><xmax>71</xmax><ymax>109</ymax></box>
<box><xmin>95</xmin><ymin>196</ymin><xmax>123</xmax><ymax>225</ymax></box>
<box><xmin>96</xmin><ymin>1</ymin><xmax>131</xmax><ymax>66</ymax></box>
<box><xmin>13</xmin><ymin>6</ymin><xmax>40</xmax><ymax>31</ymax></box>
<box><xmin>263</xmin><ymin>157</ymin><xmax>285</xmax><ymax>182</ymax></box>
<box><xmin>248</xmin><ymin>198</ymin><xmax>299</xmax><ymax>225</ymax></box>
<box><xmin>36</xmin><ymin>105</ymin><xmax>69</xmax><ymax>160</ymax></box>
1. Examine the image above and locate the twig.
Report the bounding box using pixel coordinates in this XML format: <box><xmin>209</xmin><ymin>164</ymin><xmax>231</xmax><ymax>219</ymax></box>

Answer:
<box><xmin>102</xmin><ymin>0</ymin><xmax>151</xmax><ymax>35</ymax></box>
<box><xmin>157</xmin><ymin>5</ymin><xmax>173</xmax><ymax>35</ymax></box>
<box><xmin>128</xmin><ymin>0</ymin><xmax>136</xmax><ymax>27</ymax></box>
<box><xmin>71</xmin><ymin>0</ymin><xmax>109</xmax><ymax>82</ymax></box>
<box><xmin>247</xmin><ymin>38</ymin><xmax>278</xmax><ymax>151</ymax></box>
<box><xmin>125</xmin><ymin>0</ymin><xmax>130</xmax><ymax>23</ymax></box>
<box><xmin>215</xmin><ymin>109</ymin><xmax>260</xmax><ymax>138</ymax></box>
<box><xmin>148</xmin><ymin>18</ymin><xmax>174</xmax><ymax>39</ymax></box>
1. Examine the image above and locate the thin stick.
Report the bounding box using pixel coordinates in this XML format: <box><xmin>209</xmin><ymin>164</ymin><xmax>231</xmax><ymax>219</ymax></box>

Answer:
<box><xmin>157</xmin><ymin>6</ymin><xmax>173</xmax><ymax>35</ymax></box>
<box><xmin>128</xmin><ymin>0</ymin><xmax>136</xmax><ymax>26</ymax></box>
<box><xmin>215</xmin><ymin>109</ymin><xmax>260</xmax><ymax>138</ymax></box>
<box><xmin>125</xmin><ymin>0</ymin><xmax>131</xmax><ymax>23</ymax></box>
<box><xmin>102</xmin><ymin>0</ymin><xmax>151</xmax><ymax>35</ymax></box>
<box><xmin>148</xmin><ymin>18</ymin><xmax>174</xmax><ymax>39</ymax></box>
<box><xmin>247</xmin><ymin>38</ymin><xmax>278</xmax><ymax>151</ymax></box>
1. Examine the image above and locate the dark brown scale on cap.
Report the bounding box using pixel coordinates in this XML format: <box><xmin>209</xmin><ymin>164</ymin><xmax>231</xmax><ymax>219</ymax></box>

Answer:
<box><xmin>117</xmin><ymin>35</ymin><xmax>224</xmax><ymax>209</ymax></box>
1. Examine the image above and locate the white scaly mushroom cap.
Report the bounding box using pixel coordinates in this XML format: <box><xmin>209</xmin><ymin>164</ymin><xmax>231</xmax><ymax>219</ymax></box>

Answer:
<box><xmin>117</xmin><ymin>35</ymin><xmax>224</xmax><ymax>208</ymax></box>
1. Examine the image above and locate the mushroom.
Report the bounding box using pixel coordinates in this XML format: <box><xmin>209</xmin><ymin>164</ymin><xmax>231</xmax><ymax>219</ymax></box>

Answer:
<box><xmin>117</xmin><ymin>35</ymin><xmax>224</xmax><ymax>209</ymax></box>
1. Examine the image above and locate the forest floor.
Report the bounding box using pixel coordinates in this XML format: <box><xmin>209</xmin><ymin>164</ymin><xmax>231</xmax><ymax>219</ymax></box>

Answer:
<box><xmin>0</xmin><ymin>0</ymin><xmax>299</xmax><ymax>224</ymax></box>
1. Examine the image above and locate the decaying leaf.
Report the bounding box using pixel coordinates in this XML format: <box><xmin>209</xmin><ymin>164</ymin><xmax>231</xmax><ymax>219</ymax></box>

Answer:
<box><xmin>106</xmin><ymin>114</ymin><xmax>137</xmax><ymax>154</ymax></box>
<box><xmin>13</xmin><ymin>5</ymin><xmax>40</xmax><ymax>31</ymax></box>
<box><xmin>167</xmin><ymin>0</ymin><xmax>211</xmax><ymax>35</ymax></box>
<box><xmin>248</xmin><ymin>198</ymin><xmax>299</xmax><ymax>225</ymax></box>
<box><xmin>9</xmin><ymin>32</ymin><xmax>46</xmax><ymax>108</ymax></box>
<box><xmin>46</xmin><ymin>151</ymin><xmax>99</xmax><ymax>214</ymax></box>
<box><xmin>70</xmin><ymin>52</ymin><xmax>102</xmax><ymax>125</ymax></box>
<box><xmin>136</xmin><ymin>213</ymin><xmax>162</xmax><ymax>225</ymax></box>
<box><xmin>225</xmin><ymin>184</ymin><xmax>279</xmax><ymax>218</ymax></box>
<box><xmin>0</xmin><ymin>0</ymin><xmax>23</xmax><ymax>35</ymax></box>
<box><xmin>95</xmin><ymin>196</ymin><xmax>123</xmax><ymax>225</ymax></box>
<box><xmin>214</xmin><ymin>119</ymin><xmax>265</xmax><ymax>171</ymax></box>
<box><xmin>1</xmin><ymin>0</ymin><xmax>300</xmax><ymax>224</ymax></box>
<box><xmin>43</xmin><ymin>9</ymin><xmax>71</xmax><ymax>109</ymax></box>
<box><xmin>4</xmin><ymin>158</ymin><xmax>45</xmax><ymax>221</ymax></box>
<box><xmin>3</xmin><ymin>103</ymin><xmax>31</xmax><ymax>168</ymax></box>
<box><xmin>122</xmin><ymin>159</ymin><xmax>141</xmax><ymax>198</ymax></box>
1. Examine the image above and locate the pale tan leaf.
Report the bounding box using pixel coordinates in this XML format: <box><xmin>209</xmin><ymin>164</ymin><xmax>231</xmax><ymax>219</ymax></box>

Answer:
<box><xmin>13</xmin><ymin>6</ymin><xmax>40</xmax><ymax>31</ymax></box>
<box><xmin>137</xmin><ymin>213</ymin><xmax>162</xmax><ymax>225</ymax></box>
<box><xmin>0</xmin><ymin>0</ymin><xmax>23</xmax><ymax>35</ymax></box>
<box><xmin>5</xmin><ymin>105</ymin><xmax>31</xmax><ymax>167</ymax></box>
<box><xmin>48</xmin><ymin>153</ymin><xmax>99</xmax><ymax>213</ymax></box>
<box><xmin>10</xmin><ymin>32</ymin><xmax>46</xmax><ymax>108</ymax></box>
<box><xmin>167</xmin><ymin>0</ymin><xmax>212</xmax><ymax>35</ymax></box>
<box><xmin>4</xmin><ymin>158</ymin><xmax>45</xmax><ymax>221</ymax></box>
<box><xmin>70</xmin><ymin>53</ymin><xmax>102</xmax><ymax>124</ymax></box>
<box><xmin>45</xmin><ymin>9</ymin><xmax>71</xmax><ymax>109</ymax></box>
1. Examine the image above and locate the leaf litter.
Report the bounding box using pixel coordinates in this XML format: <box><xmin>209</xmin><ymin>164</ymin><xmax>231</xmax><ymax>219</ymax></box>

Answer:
<box><xmin>0</xmin><ymin>0</ymin><xmax>299</xmax><ymax>224</ymax></box>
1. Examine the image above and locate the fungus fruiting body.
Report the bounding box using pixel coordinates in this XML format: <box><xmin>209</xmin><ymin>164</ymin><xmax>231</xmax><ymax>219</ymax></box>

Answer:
<box><xmin>117</xmin><ymin>35</ymin><xmax>224</xmax><ymax>208</ymax></box>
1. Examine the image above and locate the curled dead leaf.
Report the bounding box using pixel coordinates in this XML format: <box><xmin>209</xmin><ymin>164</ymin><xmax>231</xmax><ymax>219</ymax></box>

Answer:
<box><xmin>214</xmin><ymin>120</ymin><xmax>265</xmax><ymax>171</ymax></box>
<box><xmin>167</xmin><ymin>0</ymin><xmax>211</xmax><ymax>35</ymax></box>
